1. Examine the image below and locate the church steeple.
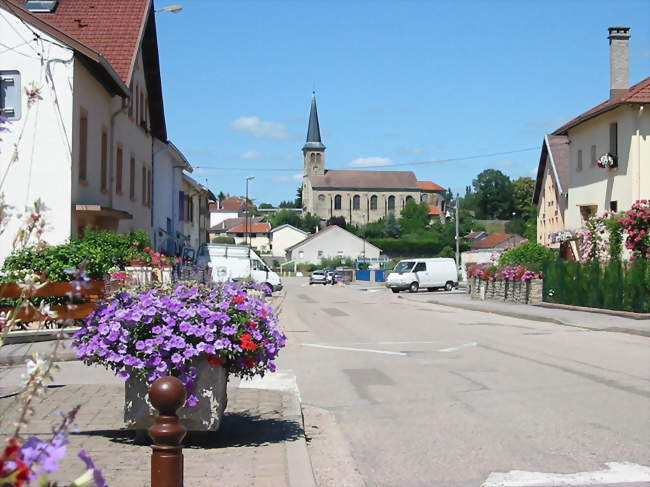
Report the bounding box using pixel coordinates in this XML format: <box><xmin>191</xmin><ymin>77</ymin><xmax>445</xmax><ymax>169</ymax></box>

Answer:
<box><xmin>303</xmin><ymin>93</ymin><xmax>326</xmax><ymax>151</ymax></box>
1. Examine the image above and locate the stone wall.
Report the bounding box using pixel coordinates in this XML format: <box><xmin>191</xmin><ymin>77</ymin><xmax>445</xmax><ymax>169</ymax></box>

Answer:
<box><xmin>468</xmin><ymin>277</ymin><xmax>543</xmax><ymax>305</ymax></box>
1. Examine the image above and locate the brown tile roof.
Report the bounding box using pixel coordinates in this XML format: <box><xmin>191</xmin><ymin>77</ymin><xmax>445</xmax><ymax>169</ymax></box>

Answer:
<box><xmin>553</xmin><ymin>77</ymin><xmax>650</xmax><ymax>135</ymax></box>
<box><xmin>418</xmin><ymin>181</ymin><xmax>445</xmax><ymax>192</ymax></box>
<box><xmin>7</xmin><ymin>0</ymin><xmax>150</xmax><ymax>85</ymax></box>
<box><xmin>469</xmin><ymin>234</ymin><xmax>525</xmax><ymax>250</ymax></box>
<box><xmin>220</xmin><ymin>197</ymin><xmax>255</xmax><ymax>212</ymax></box>
<box><xmin>226</xmin><ymin>222</ymin><xmax>270</xmax><ymax>234</ymax></box>
<box><xmin>465</xmin><ymin>231</ymin><xmax>487</xmax><ymax>240</ymax></box>
<box><xmin>427</xmin><ymin>205</ymin><xmax>441</xmax><ymax>216</ymax></box>
<box><xmin>310</xmin><ymin>170</ymin><xmax>419</xmax><ymax>190</ymax></box>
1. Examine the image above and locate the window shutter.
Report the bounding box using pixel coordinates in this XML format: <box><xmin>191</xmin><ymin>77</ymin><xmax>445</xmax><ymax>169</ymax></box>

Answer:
<box><xmin>0</xmin><ymin>71</ymin><xmax>22</xmax><ymax>121</ymax></box>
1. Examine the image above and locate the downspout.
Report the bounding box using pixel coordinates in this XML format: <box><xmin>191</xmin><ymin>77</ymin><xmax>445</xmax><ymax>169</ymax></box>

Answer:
<box><xmin>637</xmin><ymin>105</ymin><xmax>644</xmax><ymax>201</ymax></box>
<box><xmin>108</xmin><ymin>99</ymin><xmax>127</xmax><ymax>208</ymax></box>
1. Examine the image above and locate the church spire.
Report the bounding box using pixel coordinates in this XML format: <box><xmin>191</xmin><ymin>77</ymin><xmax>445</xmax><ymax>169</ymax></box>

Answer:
<box><xmin>303</xmin><ymin>93</ymin><xmax>325</xmax><ymax>151</ymax></box>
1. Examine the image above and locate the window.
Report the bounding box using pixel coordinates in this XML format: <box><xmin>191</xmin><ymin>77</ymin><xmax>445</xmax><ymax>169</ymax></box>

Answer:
<box><xmin>129</xmin><ymin>156</ymin><xmax>136</xmax><ymax>200</ymax></box>
<box><xmin>577</xmin><ymin>149</ymin><xmax>583</xmax><ymax>171</ymax></box>
<box><xmin>179</xmin><ymin>191</ymin><xmax>184</xmax><ymax>221</ymax></box>
<box><xmin>23</xmin><ymin>1</ymin><xmax>59</xmax><ymax>13</ymax></box>
<box><xmin>100</xmin><ymin>129</ymin><xmax>108</xmax><ymax>191</ymax></box>
<box><xmin>116</xmin><ymin>146</ymin><xmax>123</xmax><ymax>194</ymax></box>
<box><xmin>78</xmin><ymin>109</ymin><xmax>88</xmax><ymax>182</ymax></box>
<box><xmin>0</xmin><ymin>71</ymin><xmax>22</xmax><ymax>120</ymax></box>
<box><xmin>147</xmin><ymin>169</ymin><xmax>152</xmax><ymax>206</ymax></box>
<box><xmin>590</xmin><ymin>144</ymin><xmax>597</xmax><ymax>167</ymax></box>
<box><xmin>310</xmin><ymin>153</ymin><xmax>315</xmax><ymax>163</ymax></box>
<box><xmin>316</xmin><ymin>153</ymin><xmax>321</xmax><ymax>162</ymax></box>
<box><xmin>334</xmin><ymin>194</ymin><xmax>342</xmax><ymax>210</ymax></box>
<box><xmin>609</xmin><ymin>123</ymin><xmax>618</xmax><ymax>156</ymax></box>
<box><xmin>318</xmin><ymin>194</ymin><xmax>325</xmax><ymax>201</ymax></box>
<box><xmin>128</xmin><ymin>82</ymin><xmax>133</xmax><ymax>118</ymax></box>
<box><xmin>414</xmin><ymin>262</ymin><xmax>426</xmax><ymax>272</ymax></box>
<box><xmin>580</xmin><ymin>205</ymin><xmax>597</xmax><ymax>223</ymax></box>
<box><xmin>353</xmin><ymin>195</ymin><xmax>360</xmax><ymax>210</ymax></box>
<box><xmin>610</xmin><ymin>201</ymin><xmax>618</xmax><ymax>212</ymax></box>
<box><xmin>405</xmin><ymin>196</ymin><xmax>414</xmax><ymax>204</ymax></box>
<box><xmin>318</xmin><ymin>250</ymin><xmax>323</xmax><ymax>257</ymax></box>
<box><xmin>388</xmin><ymin>195</ymin><xmax>395</xmax><ymax>210</ymax></box>
<box><xmin>299</xmin><ymin>251</ymin><xmax>304</xmax><ymax>259</ymax></box>
<box><xmin>139</xmin><ymin>90</ymin><xmax>145</xmax><ymax>126</ymax></box>
<box><xmin>135</xmin><ymin>85</ymin><xmax>140</xmax><ymax>124</ymax></box>
<box><xmin>142</xmin><ymin>166</ymin><xmax>146</xmax><ymax>204</ymax></box>
<box><xmin>370</xmin><ymin>195</ymin><xmax>378</xmax><ymax>210</ymax></box>
<box><xmin>421</xmin><ymin>194</ymin><xmax>428</xmax><ymax>202</ymax></box>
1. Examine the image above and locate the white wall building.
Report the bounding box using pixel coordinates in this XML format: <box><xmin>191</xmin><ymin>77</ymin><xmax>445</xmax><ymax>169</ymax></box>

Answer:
<box><xmin>0</xmin><ymin>0</ymin><xmax>167</xmax><ymax>261</ymax></box>
<box><xmin>285</xmin><ymin>225</ymin><xmax>381</xmax><ymax>265</ymax></box>
<box><xmin>270</xmin><ymin>224</ymin><xmax>308</xmax><ymax>257</ymax></box>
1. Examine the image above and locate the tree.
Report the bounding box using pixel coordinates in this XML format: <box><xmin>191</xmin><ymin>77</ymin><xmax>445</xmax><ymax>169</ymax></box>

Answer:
<box><xmin>326</xmin><ymin>216</ymin><xmax>346</xmax><ymax>229</ymax></box>
<box><xmin>217</xmin><ymin>192</ymin><xmax>227</xmax><ymax>203</ymax></box>
<box><xmin>301</xmin><ymin>212</ymin><xmax>320</xmax><ymax>233</ymax></box>
<box><xmin>471</xmin><ymin>169</ymin><xmax>514</xmax><ymax>219</ymax></box>
<box><xmin>512</xmin><ymin>177</ymin><xmax>535</xmax><ymax>218</ymax></box>
<box><xmin>399</xmin><ymin>201</ymin><xmax>429</xmax><ymax>235</ymax></box>
<box><xmin>258</xmin><ymin>203</ymin><xmax>274</xmax><ymax>209</ymax></box>
<box><xmin>384</xmin><ymin>212</ymin><xmax>401</xmax><ymax>238</ymax></box>
<box><xmin>269</xmin><ymin>209</ymin><xmax>302</xmax><ymax>229</ymax></box>
<box><xmin>295</xmin><ymin>185</ymin><xmax>303</xmax><ymax>208</ymax></box>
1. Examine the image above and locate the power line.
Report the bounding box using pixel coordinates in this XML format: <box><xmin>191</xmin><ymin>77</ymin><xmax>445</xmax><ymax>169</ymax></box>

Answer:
<box><xmin>192</xmin><ymin>146</ymin><xmax>539</xmax><ymax>172</ymax></box>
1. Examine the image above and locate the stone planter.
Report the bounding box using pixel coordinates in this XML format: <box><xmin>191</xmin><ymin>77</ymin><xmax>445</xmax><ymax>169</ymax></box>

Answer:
<box><xmin>124</xmin><ymin>358</ymin><xmax>228</xmax><ymax>432</ymax></box>
<box><xmin>125</xmin><ymin>266</ymin><xmax>153</xmax><ymax>286</ymax></box>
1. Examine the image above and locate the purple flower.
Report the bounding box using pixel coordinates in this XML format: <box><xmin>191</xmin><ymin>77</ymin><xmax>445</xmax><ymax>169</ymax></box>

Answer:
<box><xmin>78</xmin><ymin>449</ymin><xmax>108</xmax><ymax>487</ymax></box>
<box><xmin>171</xmin><ymin>353</ymin><xmax>183</xmax><ymax>364</ymax></box>
<box><xmin>21</xmin><ymin>434</ymin><xmax>68</xmax><ymax>480</ymax></box>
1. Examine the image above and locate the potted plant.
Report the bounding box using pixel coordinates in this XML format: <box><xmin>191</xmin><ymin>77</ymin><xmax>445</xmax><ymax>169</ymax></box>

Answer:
<box><xmin>124</xmin><ymin>241</ymin><xmax>150</xmax><ymax>267</ymax></box>
<box><xmin>71</xmin><ymin>281</ymin><xmax>285</xmax><ymax>434</ymax></box>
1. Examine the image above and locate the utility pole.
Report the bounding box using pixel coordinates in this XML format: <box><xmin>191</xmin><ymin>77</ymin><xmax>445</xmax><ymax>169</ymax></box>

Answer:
<box><xmin>455</xmin><ymin>193</ymin><xmax>460</xmax><ymax>270</ymax></box>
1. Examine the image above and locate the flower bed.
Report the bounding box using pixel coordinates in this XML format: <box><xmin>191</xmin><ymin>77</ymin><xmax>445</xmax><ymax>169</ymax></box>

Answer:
<box><xmin>467</xmin><ymin>263</ymin><xmax>543</xmax><ymax>304</ymax></box>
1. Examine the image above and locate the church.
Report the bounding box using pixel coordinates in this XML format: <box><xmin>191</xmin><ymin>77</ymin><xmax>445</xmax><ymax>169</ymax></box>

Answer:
<box><xmin>301</xmin><ymin>95</ymin><xmax>447</xmax><ymax>226</ymax></box>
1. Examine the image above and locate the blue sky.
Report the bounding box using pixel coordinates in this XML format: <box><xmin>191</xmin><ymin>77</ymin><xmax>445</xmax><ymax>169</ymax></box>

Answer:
<box><xmin>154</xmin><ymin>0</ymin><xmax>650</xmax><ymax>206</ymax></box>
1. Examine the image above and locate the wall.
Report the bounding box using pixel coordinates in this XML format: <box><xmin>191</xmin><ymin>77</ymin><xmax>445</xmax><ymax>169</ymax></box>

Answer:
<box><xmin>536</xmin><ymin>160</ymin><xmax>565</xmax><ymax>247</ymax></box>
<box><xmin>0</xmin><ymin>12</ymin><xmax>74</xmax><ymax>261</ymax></box>
<box><xmin>468</xmin><ymin>277</ymin><xmax>544</xmax><ymax>305</ymax></box>
<box><xmin>288</xmin><ymin>226</ymin><xmax>380</xmax><ymax>265</ymax></box>
<box><xmin>460</xmin><ymin>249</ymin><xmax>504</xmax><ymax>281</ymax></box>
<box><xmin>230</xmin><ymin>234</ymin><xmax>270</xmax><ymax>251</ymax></box>
<box><xmin>565</xmin><ymin>105</ymin><xmax>649</xmax><ymax>230</ymax></box>
<box><xmin>270</xmin><ymin>226</ymin><xmax>307</xmax><ymax>257</ymax></box>
<box><xmin>152</xmin><ymin>139</ymin><xmax>186</xmax><ymax>253</ymax></box>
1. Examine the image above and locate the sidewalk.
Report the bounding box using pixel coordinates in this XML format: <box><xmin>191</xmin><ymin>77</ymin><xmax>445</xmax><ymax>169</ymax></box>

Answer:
<box><xmin>398</xmin><ymin>291</ymin><xmax>650</xmax><ymax>336</ymax></box>
<box><xmin>0</xmin><ymin>364</ymin><xmax>315</xmax><ymax>487</ymax></box>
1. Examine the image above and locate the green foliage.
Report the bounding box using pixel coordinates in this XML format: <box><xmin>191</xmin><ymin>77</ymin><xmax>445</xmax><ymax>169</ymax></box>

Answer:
<box><xmin>320</xmin><ymin>255</ymin><xmax>353</xmax><ymax>269</ymax></box>
<box><xmin>327</xmin><ymin>216</ymin><xmax>346</xmax><ymax>229</ymax></box>
<box><xmin>211</xmin><ymin>236</ymin><xmax>236</xmax><ymax>244</ymax></box>
<box><xmin>399</xmin><ymin>201</ymin><xmax>429</xmax><ymax>235</ymax></box>
<box><xmin>512</xmin><ymin>177</ymin><xmax>535</xmax><ymax>218</ymax></box>
<box><xmin>258</xmin><ymin>203</ymin><xmax>274</xmax><ymax>209</ymax></box>
<box><xmin>2</xmin><ymin>229</ymin><xmax>152</xmax><ymax>281</ymax></box>
<box><xmin>269</xmin><ymin>209</ymin><xmax>302</xmax><ymax>228</ymax></box>
<box><xmin>498</xmin><ymin>241</ymin><xmax>556</xmax><ymax>272</ymax></box>
<box><xmin>470</xmin><ymin>169</ymin><xmax>514</xmax><ymax>219</ymax></box>
<box><xmin>438</xmin><ymin>246</ymin><xmax>455</xmax><ymax>258</ymax></box>
<box><xmin>604</xmin><ymin>213</ymin><xmax>624</xmax><ymax>260</ymax></box>
<box><xmin>544</xmin><ymin>260</ymin><xmax>649</xmax><ymax>313</ymax></box>
<box><xmin>505</xmin><ymin>218</ymin><xmax>526</xmax><ymax>236</ymax></box>
<box><xmin>358</xmin><ymin>218</ymin><xmax>386</xmax><ymax>239</ymax></box>
<box><xmin>301</xmin><ymin>212</ymin><xmax>320</xmax><ymax>233</ymax></box>
<box><xmin>384</xmin><ymin>212</ymin><xmax>401</xmax><ymax>238</ymax></box>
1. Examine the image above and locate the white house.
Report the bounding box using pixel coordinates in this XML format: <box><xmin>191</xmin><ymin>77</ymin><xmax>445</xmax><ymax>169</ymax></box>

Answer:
<box><xmin>181</xmin><ymin>173</ymin><xmax>215</xmax><ymax>251</ymax></box>
<box><xmin>534</xmin><ymin>27</ymin><xmax>649</xmax><ymax>240</ymax></box>
<box><xmin>270</xmin><ymin>224</ymin><xmax>308</xmax><ymax>257</ymax></box>
<box><xmin>0</xmin><ymin>0</ymin><xmax>167</xmax><ymax>261</ymax></box>
<box><xmin>285</xmin><ymin>225</ymin><xmax>381</xmax><ymax>265</ymax></box>
<box><xmin>225</xmin><ymin>222</ymin><xmax>271</xmax><ymax>252</ymax></box>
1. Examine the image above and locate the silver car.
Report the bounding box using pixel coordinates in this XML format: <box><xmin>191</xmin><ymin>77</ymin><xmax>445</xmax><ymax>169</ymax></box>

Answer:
<box><xmin>309</xmin><ymin>270</ymin><xmax>327</xmax><ymax>285</ymax></box>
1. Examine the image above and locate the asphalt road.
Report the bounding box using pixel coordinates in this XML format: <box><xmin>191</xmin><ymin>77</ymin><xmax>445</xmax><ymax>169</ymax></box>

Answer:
<box><xmin>276</xmin><ymin>278</ymin><xmax>650</xmax><ymax>487</ymax></box>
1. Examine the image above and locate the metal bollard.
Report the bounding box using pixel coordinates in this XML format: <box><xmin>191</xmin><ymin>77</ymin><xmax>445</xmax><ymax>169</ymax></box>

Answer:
<box><xmin>148</xmin><ymin>376</ymin><xmax>187</xmax><ymax>487</ymax></box>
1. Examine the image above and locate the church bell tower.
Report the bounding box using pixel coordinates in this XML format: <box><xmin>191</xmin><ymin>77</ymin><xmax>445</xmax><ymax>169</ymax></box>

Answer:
<box><xmin>303</xmin><ymin>93</ymin><xmax>326</xmax><ymax>177</ymax></box>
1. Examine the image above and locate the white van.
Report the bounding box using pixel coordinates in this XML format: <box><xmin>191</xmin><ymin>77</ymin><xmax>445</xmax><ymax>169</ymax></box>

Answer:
<box><xmin>386</xmin><ymin>258</ymin><xmax>458</xmax><ymax>294</ymax></box>
<box><xmin>196</xmin><ymin>244</ymin><xmax>283</xmax><ymax>292</ymax></box>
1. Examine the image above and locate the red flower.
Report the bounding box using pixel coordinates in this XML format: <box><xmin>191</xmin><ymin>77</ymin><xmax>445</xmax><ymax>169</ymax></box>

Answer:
<box><xmin>206</xmin><ymin>354</ymin><xmax>224</xmax><ymax>366</ymax></box>
<box><xmin>240</xmin><ymin>333</ymin><xmax>258</xmax><ymax>351</ymax></box>
<box><xmin>233</xmin><ymin>296</ymin><xmax>245</xmax><ymax>304</ymax></box>
<box><xmin>3</xmin><ymin>438</ymin><xmax>20</xmax><ymax>459</ymax></box>
<box><xmin>244</xmin><ymin>357</ymin><xmax>256</xmax><ymax>368</ymax></box>
<box><xmin>249</xmin><ymin>321</ymin><xmax>258</xmax><ymax>328</ymax></box>
<box><xmin>13</xmin><ymin>459</ymin><xmax>30</xmax><ymax>486</ymax></box>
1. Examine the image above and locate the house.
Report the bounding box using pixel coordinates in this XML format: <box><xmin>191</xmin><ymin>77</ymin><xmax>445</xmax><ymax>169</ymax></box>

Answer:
<box><xmin>0</xmin><ymin>0</ymin><xmax>167</xmax><ymax>261</ymax></box>
<box><xmin>270</xmin><ymin>224</ymin><xmax>308</xmax><ymax>258</ymax></box>
<box><xmin>468</xmin><ymin>234</ymin><xmax>526</xmax><ymax>251</ymax></box>
<box><xmin>300</xmin><ymin>95</ymin><xmax>446</xmax><ymax>226</ymax></box>
<box><xmin>460</xmin><ymin>233</ymin><xmax>526</xmax><ymax>281</ymax></box>
<box><xmin>209</xmin><ymin>216</ymin><xmax>264</xmax><ymax>239</ymax></box>
<box><xmin>534</xmin><ymin>27</ymin><xmax>649</xmax><ymax>244</ymax></box>
<box><xmin>285</xmin><ymin>225</ymin><xmax>381</xmax><ymax>265</ymax></box>
<box><xmin>220</xmin><ymin>196</ymin><xmax>255</xmax><ymax>213</ymax></box>
<box><xmin>464</xmin><ymin>231</ymin><xmax>488</xmax><ymax>243</ymax></box>
<box><xmin>225</xmin><ymin>222</ymin><xmax>271</xmax><ymax>251</ymax></box>
<box><xmin>152</xmin><ymin>140</ymin><xmax>192</xmax><ymax>254</ymax></box>
<box><xmin>180</xmin><ymin>173</ymin><xmax>215</xmax><ymax>250</ymax></box>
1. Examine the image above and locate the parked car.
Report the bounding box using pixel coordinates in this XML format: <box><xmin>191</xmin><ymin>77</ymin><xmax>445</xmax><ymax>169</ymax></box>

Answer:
<box><xmin>386</xmin><ymin>258</ymin><xmax>458</xmax><ymax>293</ymax></box>
<box><xmin>310</xmin><ymin>270</ymin><xmax>327</xmax><ymax>285</ymax></box>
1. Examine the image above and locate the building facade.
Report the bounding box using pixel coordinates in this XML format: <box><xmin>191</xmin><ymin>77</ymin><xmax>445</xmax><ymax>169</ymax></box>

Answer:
<box><xmin>300</xmin><ymin>96</ymin><xmax>446</xmax><ymax>225</ymax></box>
<box><xmin>285</xmin><ymin>225</ymin><xmax>381</xmax><ymax>265</ymax></box>
<box><xmin>270</xmin><ymin>224</ymin><xmax>308</xmax><ymax>257</ymax></box>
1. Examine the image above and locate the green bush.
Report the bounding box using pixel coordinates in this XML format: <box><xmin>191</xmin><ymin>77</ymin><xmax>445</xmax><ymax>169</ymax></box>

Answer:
<box><xmin>2</xmin><ymin>229</ymin><xmax>152</xmax><ymax>281</ymax></box>
<box><xmin>211</xmin><ymin>236</ymin><xmax>236</xmax><ymax>244</ymax></box>
<box><xmin>498</xmin><ymin>242</ymin><xmax>556</xmax><ymax>272</ymax></box>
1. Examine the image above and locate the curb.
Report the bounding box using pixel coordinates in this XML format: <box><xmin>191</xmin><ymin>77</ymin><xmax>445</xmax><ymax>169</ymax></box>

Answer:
<box><xmin>397</xmin><ymin>294</ymin><xmax>649</xmax><ymax>337</ymax></box>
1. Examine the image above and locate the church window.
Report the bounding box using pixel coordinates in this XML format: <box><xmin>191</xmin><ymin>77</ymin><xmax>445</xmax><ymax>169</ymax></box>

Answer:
<box><xmin>310</xmin><ymin>153</ymin><xmax>316</xmax><ymax>163</ymax></box>
<box><xmin>421</xmin><ymin>194</ymin><xmax>428</xmax><ymax>202</ymax></box>
<box><xmin>334</xmin><ymin>195</ymin><xmax>342</xmax><ymax>210</ymax></box>
<box><xmin>318</xmin><ymin>194</ymin><xmax>326</xmax><ymax>201</ymax></box>
<box><xmin>353</xmin><ymin>195</ymin><xmax>360</xmax><ymax>210</ymax></box>
<box><xmin>405</xmin><ymin>196</ymin><xmax>414</xmax><ymax>204</ymax></box>
<box><xmin>370</xmin><ymin>195</ymin><xmax>378</xmax><ymax>210</ymax></box>
<box><xmin>387</xmin><ymin>195</ymin><xmax>396</xmax><ymax>211</ymax></box>
<box><xmin>316</xmin><ymin>153</ymin><xmax>321</xmax><ymax>162</ymax></box>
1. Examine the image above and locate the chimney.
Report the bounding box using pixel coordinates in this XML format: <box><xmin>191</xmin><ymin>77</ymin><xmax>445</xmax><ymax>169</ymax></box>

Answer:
<box><xmin>608</xmin><ymin>26</ymin><xmax>631</xmax><ymax>99</ymax></box>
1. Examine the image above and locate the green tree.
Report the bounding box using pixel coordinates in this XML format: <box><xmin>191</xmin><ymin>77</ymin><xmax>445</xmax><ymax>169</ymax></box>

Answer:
<box><xmin>512</xmin><ymin>177</ymin><xmax>535</xmax><ymax>218</ymax></box>
<box><xmin>399</xmin><ymin>201</ymin><xmax>429</xmax><ymax>235</ymax></box>
<box><xmin>295</xmin><ymin>185</ymin><xmax>303</xmax><ymax>208</ymax></box>
<box><xmin>301</xmin><ymin>212</ymin><xmax>320</xmax><ymax>233</ymax></box>
<box><xmin>471</xmin><ymin>169</ymin><xmax>514</xmax><ymax>219</ymax></box>
<box><xmin>384</xmin><ymin>212</ymin><xmax>401</xmax><ymax>238</ymax></box>
<box><xmin>269</xmin><ymin>209</ymin><xmax>302</xmax><ymax>229</ymax></box>
<box><xmin>498</xmin><ymin>241</ymin><xmax>556</xmax><ymax>272</ymax></box>
<box><xmin>327</xmin><ymin>216</ymin><xmax>346</xmax><ymax>229</ymax></box>
<box><xmin>258</xmin><ymin>203</ymin><xmax>273</xmax><ymax>209</ymax></box>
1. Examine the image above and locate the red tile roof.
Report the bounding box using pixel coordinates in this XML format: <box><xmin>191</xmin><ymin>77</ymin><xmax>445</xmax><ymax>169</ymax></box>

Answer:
<box><xmin>469</xmin><ymin>234</ymin><xmax>525</xmax><ymax>249</ymax></box>
<box><xmin>7</xmin><ymin>0</ymin><xmax>150</xmax><ymax>84</ymax></box>
<box><xmin>310</xmin><ymin>170</ymin><xmax>418</xmax><ymax>190</ymax></box>
<box><xmin>554</xmin><ymin>77</ymin><xmax>650</xmax><ymax>135</ymax></box>
<box><xmin>220</xmin><ymin>197</ymin><xmax>255</xmax><ymax>212</ymax></box>
<box><xmin>418</xmin><ymin>181</ymin><xmax>445</xmax><ymax>192</ymax></box>
<box><xmin>428</xmin><ymin>205</ymin><xmax>441</xmax><ymax>216</ymax></box>
<box><xmin>226</xmin><ymin>223</ymin><xmax>270</xmax><ymax>234</ymax></box>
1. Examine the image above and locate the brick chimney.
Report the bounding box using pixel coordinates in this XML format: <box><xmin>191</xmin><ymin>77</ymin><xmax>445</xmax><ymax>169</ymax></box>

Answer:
<box><xmin>608</xmin><ymin>26</ymin><xmax>631</xmax><ymax>99</ymax></box>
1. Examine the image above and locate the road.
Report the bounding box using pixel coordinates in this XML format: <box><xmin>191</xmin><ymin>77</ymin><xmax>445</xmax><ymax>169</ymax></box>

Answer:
<box><xmin>276</xmin><ymin>278</ymin><xmax>650</xmax><ymax>487</ymax></box>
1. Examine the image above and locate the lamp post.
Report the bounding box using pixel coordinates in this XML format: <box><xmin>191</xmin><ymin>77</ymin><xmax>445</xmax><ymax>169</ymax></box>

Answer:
<box><xmin>361</xmin><ymin>213</ymin><xmax>366</xmax><ymax>258</ymax></box>
<box><xmin>245</xmin><ymin>176</ymin><xmax>255</xmax><ymax>247</ymax></box>
<box><xmin>455</xmin><ymin>193</ymin><xmax>460</xmax><ymax>270</ymax></box>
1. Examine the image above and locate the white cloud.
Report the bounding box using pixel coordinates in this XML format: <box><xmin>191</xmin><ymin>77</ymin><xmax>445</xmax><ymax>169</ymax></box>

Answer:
<box><xmin>348</xmin><ymin>156</ymin><xmax>394</xmax><ymax>168</ymax></box>
<box><xmin>272</xmin><ymin>173</ymin><xmax>303</xmax><ymax>183</ymax></box>
<box><xmin>240</xmin><ymin>151</ymin><xmax>262</xmax><ymax>160</ymax></box>
<box><xmin>231</xmin><ymin>116</ymin><xmax>292</xmax><ymax>139</ymax></box>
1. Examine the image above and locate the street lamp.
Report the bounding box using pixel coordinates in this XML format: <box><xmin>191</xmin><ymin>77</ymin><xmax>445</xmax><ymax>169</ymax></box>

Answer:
<box><xmin>245</xmin><ymin>176</ymin><xmax>255</xmax><ymax>247</ymax></box>
<box><xmin>155</xmin><ymin>5</ymin><xmax>183</xmax><ymax>13</ymax></box>
<box><xmin>361</xmin><ymin>213</ymin><xmax>366</xmax><ymax>257</ymax></box>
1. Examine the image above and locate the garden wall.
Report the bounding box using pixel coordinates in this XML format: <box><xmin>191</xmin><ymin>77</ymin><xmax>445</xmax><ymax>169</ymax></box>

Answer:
<box><xmin>468</xmin><ymin>277</ymin><xmax>543</xmax><ymax>305</ymax></box>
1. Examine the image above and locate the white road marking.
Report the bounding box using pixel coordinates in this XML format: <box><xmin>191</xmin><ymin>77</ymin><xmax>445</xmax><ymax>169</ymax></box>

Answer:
<box><xmin>375</xmin><ymin>341</ymin><xmax>440</xmax><ymax>345</ymax></box>
<box><xmin>482</xmin><ymin>461</ymin><xmax>650</xmax><ymax>486</ymax></box>
<box><xmin>239</xmin><ymin>370</ymin><xmax>299</xmax><ymax>393</ymax></box>
<box><xmin>302</xmin><ymin>343</ymin><xmax>407</xmax><ymax>356</ymax></box>
<box><xmin>436</xmin><ymin>342</ymin><xmax>477</xmax><ymax>352</ymax></box>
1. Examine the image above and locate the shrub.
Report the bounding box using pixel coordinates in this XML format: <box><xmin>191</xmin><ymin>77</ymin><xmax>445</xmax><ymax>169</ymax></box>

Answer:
<box><xmin>211</xmin><ymin>236</ymin><xmax>236</xmax><ymax>244</ymax></box>
<box><xmin>498</xmin><ymin>242</ymin><xmax>556</xmax><ymax>272</ymax></box>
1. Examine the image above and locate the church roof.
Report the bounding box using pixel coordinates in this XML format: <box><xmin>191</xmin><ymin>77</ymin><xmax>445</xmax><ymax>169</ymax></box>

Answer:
<box><xmin>417</xmin><ymin>181</ymin><xmax>445</xmax><ymax>192</ymax></box>
<box><xmin>303</xmin><ymin>94</ymin><xmax>325</xmax><ymax>151</ymax></box>
<box><xmin>310</xmin><ymin>170</ymin><xmax>419</xmax><ymax>190</ymax></box>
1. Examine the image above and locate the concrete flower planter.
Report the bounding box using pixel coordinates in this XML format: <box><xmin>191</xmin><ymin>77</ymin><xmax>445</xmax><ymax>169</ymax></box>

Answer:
<box><xmin>124</xmin><ymin>358</ymin><xmax>228</xmax><ymax>433</ymax></box>
<box><xmin>469</xmin><ymin>277</ymin><xmax>543</xmax><ymax>305</ymax></box>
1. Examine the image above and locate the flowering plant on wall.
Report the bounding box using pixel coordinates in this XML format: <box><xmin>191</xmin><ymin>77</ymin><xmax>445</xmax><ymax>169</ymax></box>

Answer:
<box><xmin>550</xmin><ymin>230</ymin><xmax>576</xmax><ymax>243</ymax></box>
<box><xmin>619</xmin><ymin>200</ymin><xmax>650</xmax><ymax>259</ymax></box>
<box><xmin>468</xmin><ymin>263</ymin><xmax>540</xmax><ymax>282</ymax></box>
<box><xmin>72</xmin><ymin>282</ymin><xmax>286</xmax><ymax>407</ymax></box>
